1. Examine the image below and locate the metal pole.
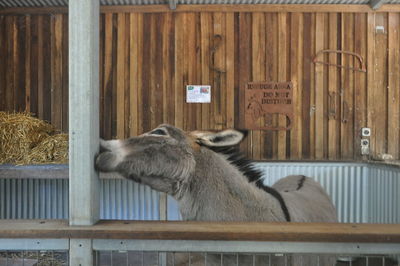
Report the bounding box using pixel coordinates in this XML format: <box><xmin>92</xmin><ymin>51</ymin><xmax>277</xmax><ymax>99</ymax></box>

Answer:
<box><xmin>68</xmin><ymin>0</ymin><xmax>100</xmax><ymax>226</ymax></box>
<box><xmin>69</xmin><ymin>0</ymin><xmax>100</xmax><ymax>264</ymax></box>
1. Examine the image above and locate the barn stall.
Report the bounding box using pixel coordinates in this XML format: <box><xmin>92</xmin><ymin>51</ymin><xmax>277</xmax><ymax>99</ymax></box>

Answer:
<box><xmin>0</xmin><ymin>0</ymin><xmax>400</xmax><ymax>265</ymax></box>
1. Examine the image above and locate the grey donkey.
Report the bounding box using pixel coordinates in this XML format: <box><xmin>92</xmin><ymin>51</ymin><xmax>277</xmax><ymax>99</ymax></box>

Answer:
<box><xmin>96</xmin><ymin>124</ymin><xmax>338</xmax><ymax>265</ymax></box>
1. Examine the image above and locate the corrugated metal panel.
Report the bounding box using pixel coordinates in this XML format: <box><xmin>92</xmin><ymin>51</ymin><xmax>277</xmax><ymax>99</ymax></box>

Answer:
<box><xmin>0</xmin><ymin>163</ymin><xmax>399</xmax><ymax>223</ymax></box>
<box><xmin>0</xmin><ymin>179</ymin><xmax>159</xmax><ymax>220</ymax></box>
<box><xmin>100</xmin><ymin>179</ymin><xmax>160</xmax><ymax>220</ymax></box>
<box><xmin>368</xmin><ymin>165</ymin><xmax>400</xmax><ymax>223</ymax></box>
<box><xmin>5</xmin><ymin>0</ymin><xmax>400</xmax><ymax>7</ymax></box>
<box><xmin>0</xmin><ymin>179</ymin><xmax>68</xmax><ymax>219</ymax></box>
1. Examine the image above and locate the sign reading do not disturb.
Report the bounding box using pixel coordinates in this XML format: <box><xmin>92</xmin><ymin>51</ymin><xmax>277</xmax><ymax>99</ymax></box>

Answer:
<box><xmin>245</xmin><ymin>81</ymin><xmax>294</xmax><ymax>131</ymax></box>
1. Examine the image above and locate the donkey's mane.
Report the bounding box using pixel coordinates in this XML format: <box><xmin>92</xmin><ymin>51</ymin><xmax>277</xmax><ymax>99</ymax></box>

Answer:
<box><xmin>201</xmin><ymin>145</ymin><xmax>291</xmax><ymax>222</ymax></box>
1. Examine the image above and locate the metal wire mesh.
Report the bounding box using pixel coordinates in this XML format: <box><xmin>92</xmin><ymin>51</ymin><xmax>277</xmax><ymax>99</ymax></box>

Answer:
<box><xmin>0</xmin><ymin>250</ymin><xmax>68</xmax><ymax>266</ymax></box>
<box><xmin>94</xmin><ymin>251</ymin><xmax>398</xmax><ymax>266</ymax></box>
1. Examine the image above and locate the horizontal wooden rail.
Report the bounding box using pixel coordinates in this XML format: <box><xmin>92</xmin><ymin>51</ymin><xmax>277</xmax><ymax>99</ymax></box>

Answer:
<box><xmin>0</xmin><ymin>4</ymin><xmax>400</xmax><ymax>14</ymax></box>
<box><xmin>0</xmin><ymin>220</ymin><xmax>400</xmax><ymax>243</ymax></box>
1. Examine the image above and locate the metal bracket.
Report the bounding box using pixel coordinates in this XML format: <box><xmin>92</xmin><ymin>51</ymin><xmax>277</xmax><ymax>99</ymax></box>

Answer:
<box><xmin>313</xmin><ymin>50</ymin><xmax>367</xmax><ymax>73</ymax></box>
<box><xmin>168</xmin><ymin>0</ymin><xmax>177</xmax><ymax>10</ymax></box>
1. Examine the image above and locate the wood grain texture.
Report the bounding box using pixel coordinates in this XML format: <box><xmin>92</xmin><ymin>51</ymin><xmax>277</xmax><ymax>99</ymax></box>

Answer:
<box><xmin>2</xmin><ymin>5</ymin><xmax>400</xmax><ymax>15</ymax></box>
<box><xmin>315</xmin><ymin>13</ymin><xmax>326</xmax><ymax>159</ymax></box>
<box><xmin>0</xmin><ymin>11</ymin><xmax>399</xmax><ymax>160</ymax></box>
<box><xmin>0</xmin><ymin>220</ymin><xmax>400</xmax><ymax>243</ymax></box>
<box><xmin>388</xmin><ymin>13</ymin><xmax>400</xmax><ymax>160</ymax></box>
<box><xmin>327</xmin><ymin>13</ymin><xmax>340</xmax><ymax>160</ymax></box>
<box><xmin>373</xmin><ymin>13</ymin><xmax>388</xmax><ymax>158</ymax></box>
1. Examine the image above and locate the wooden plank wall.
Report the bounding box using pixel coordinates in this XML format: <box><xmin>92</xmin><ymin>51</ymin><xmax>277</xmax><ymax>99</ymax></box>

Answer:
<box><xmin>0</xmin><ymin>11</ymin><xmax>399</xmax><ymax>161</ymax></box>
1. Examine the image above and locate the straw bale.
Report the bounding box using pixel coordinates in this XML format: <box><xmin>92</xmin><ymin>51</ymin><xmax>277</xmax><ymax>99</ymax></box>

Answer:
<box><xmin>0</xmin><ymin>112</ymin><xmax>68</xmax><ymax>165</ymax></box>
<box><xmin>17</xmin><ymin>134</ymin><xmax>69</xmax><ymax>165</ymax></box>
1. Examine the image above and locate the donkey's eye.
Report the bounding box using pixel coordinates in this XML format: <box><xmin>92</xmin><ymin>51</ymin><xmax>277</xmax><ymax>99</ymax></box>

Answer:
<box><xmin>150</xmin><ymin>129</ymin><xmax>167</xmax><ymax>136</ymax></box>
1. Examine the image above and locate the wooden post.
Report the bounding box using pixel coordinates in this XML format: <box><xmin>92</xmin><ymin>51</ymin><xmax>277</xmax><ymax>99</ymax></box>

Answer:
<box><xmin>69</xmin><ymin>0</ymin><xmax>100</xmax><ymax>226</ymax></box>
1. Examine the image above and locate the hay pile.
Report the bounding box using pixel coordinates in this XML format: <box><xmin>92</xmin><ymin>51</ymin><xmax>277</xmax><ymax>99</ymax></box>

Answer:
<box><xmin>0</xmin><ymin>112</ymin><xmax>68</xmax><ymax>165</ymax></box>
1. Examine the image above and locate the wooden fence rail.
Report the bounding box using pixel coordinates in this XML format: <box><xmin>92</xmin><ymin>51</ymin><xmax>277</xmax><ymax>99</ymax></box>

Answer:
<box><xmin>1</xmin><ymin>220</ymin><xmax>400</xmax><ymax>243</ymax></box>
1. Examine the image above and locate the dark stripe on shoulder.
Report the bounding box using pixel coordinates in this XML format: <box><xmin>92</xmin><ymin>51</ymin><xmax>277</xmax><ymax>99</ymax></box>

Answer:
<box><xmin>297</xmin><ymin>175</ymin><xmax>306</xmax><ymax>190</ymax></box>
<box><xmin>256</xmin><ymin>180</ymin><xmax>291</xmax><ymax>222</ymax></box>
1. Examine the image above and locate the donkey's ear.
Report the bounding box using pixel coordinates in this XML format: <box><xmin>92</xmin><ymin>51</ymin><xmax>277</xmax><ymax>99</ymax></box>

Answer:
<box><xmin>193</xmin><ymin>129</ymin><xmax>246</xmax><ymax>147</ymax></box>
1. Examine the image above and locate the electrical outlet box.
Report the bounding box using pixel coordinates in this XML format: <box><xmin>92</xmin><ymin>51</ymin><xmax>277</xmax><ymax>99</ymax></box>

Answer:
<box><xmin>376</xmin><ymin>26</ymin><xmax>385</xmax><ymax>34</ymax></box>
<box><xmin>361</xmin><ymin>139</ymin><xmax>370</xmax><ymax>155</ymax></box>
<box><xmin>361</xmin><ymin>128</ymin><xmax>371</xmax><ymax>137</ymax></box>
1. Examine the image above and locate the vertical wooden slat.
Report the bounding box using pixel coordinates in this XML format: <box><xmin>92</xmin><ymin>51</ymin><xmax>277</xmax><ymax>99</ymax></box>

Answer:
<box><xmin>141</xmin><ymin>14</ymin><xmax>152</xmax><ymax>133</ymax></box>
<box><xmin>226</xmin><ymin>13</ymin><xmax>235</xmax><ymax>129</ymax></box>
<box><xmin>103</xmin><ymin>13</ymin><xmax>113</xmax><ymax>139</ymax></box>
<box><xmin>367</xmin><ymin>12</ymin><xmax>376</xmax><ymax>159</ymax></box>
<box><xmin>290</xmin><ymin>13</ymin><xmax>303</xmax><ymax>159</ymax></box>
<box><xmin>309</xmin><ymin>13</ymin><xmax>316</xmax><ymax>159</ymax></box>
<box><xmin>185</xmin><ymin>12</ymin><xmax>197</xmax><ymax>131</ymax></box>
<box><xmin>42</xmin><ymin>16</ymin><xmax>52</xmax><ymax>122</ymax></box>
<box><xmin>124</xmin><ymin>14</ymin><xmax>131</xmax><ymax>138</ymax></box>
<box><xmin>264</xmin><ymin>13</ymin><xmax>278</xmax><ymax>159</ymax></box>
<box><xmin>154</xmin><ymin>13</ymin><xmax>164</xmax><ymax>129</ymax></box>
<box><xmin>129</xmin><ymin>13</ymin><xmax>141</xmax><ymax>136</ymax></box>
<box><xmin>111</xmin><ymin>14</ymin><xmax>118</xmax><ymax>138</ymax></box>
<box><xmin>51</xmin><ymin>14</ymin><xmax>63</xmax><ymax>130</ymax></box>
<box><xmin>149</xmin><ymin>13</ymin><xmax>157</xmax><ymax>130</ymax></box>
<box><xmin>328</xmin><ymin>13</ymin><xmax>340</xmax><ymax>160</ymax></box>
<box><xmin>374</xmin><ymin>13</ymin><xmax>388</xmax><ymax>158</ymax></box>
<box><xmin>277</xmin><ymin>12</ymin><xmax>288</xmax><ymax>160</ymax></box>
<box><xmin>129</xmin><ymin>13</ymin><xmax>138</xmax><ymax>136</ymax></box>
<box><xmin>10</xmin><ymin>16</ymin><xmax>21</xmax><ymax>111</ymax></box>
<box><xmin>0</xmin><ymin>16</ymin><xmax>6</xmax><ymax>111</ymax></box>
<box><xmin>354</xmin><ymin>13</ymin><xmax>368</xmax><ymax>159</ymax></box>
<box><xmin>99</xmin><ymin>14</ymin><xmax>105</xmax><ymax>137</ymax></box>
<box><xmin>174</xmin><ymin>13</ymin><xmax>184</xmax><ymax>129</ymax></box>
<box><xmin>195</xmin><ymin>13</ymin><xmax>203</xmax><ymax>130</ymax></box>
<box><xmin>25</xmin><ymin>16</ymin><xmax>31</xmax><ymax>113</ymax></box>
<box><xmin>116</xmin><ymin>13</ymin><xmax>126</xmax><ymax>138</ymax></box>
<box><xmin>341</xmin><ymin>13</ymin><xmax>355</xmax><ymax>159</ymax></box>
<box><xmin>302</xmin><ymin>13</ymin><xmax>312</xmax><ymax>159</ymax></box>
<box><xmin>29</xmin><ymin>15</ymin><xmax>39</xmax><ymax>116</ymax></box>
<box><xmin>315</xmin><ymin>13</ymin><xmax>326</xmax><ymax>159</ymax></box>
<box><xmin>62</xmin><ymin>13</ymin><xmax>68</xmax><ymax>131</ymax></box>
<box><xmin>15</xmin><ymin>16</ymin><xmax>26</xmax><ymax>112</ymax></box>
<box><xmin>388</xmin><ymin>13</ymin><xmax>400</xmax><ymax>159</ymax></box>
<box><xmin>5</xmin><ymin>16</ymin><xmax>15</xmax><ymax>112</ymax></box>
<box><xmin>212</xmin><ymin>12</ymin><xmax>225</xmax><ymax>130</ymax></box>
<box><xmin>163</xmin><ymin>13</ymin><xmax>175</xmax><ymax>126</ymax></box>
<box><xmin>201</xmin><ymin>12</ymin><xmax>211</xmax><ymax>130</ymax></box>
<box><xmin>37</xmin><ymin>16</ymin><xmax>44</xmax><ymax>119</ymax></box>
<box><xmin>238</xmin><ymin>12</ymin><xmax>252</xmax><ymax>157</ymax></box>
<box><xmin>251</xmin><ymin>12</ymin><xmax>265</xmax><ymax>160</ymax></box>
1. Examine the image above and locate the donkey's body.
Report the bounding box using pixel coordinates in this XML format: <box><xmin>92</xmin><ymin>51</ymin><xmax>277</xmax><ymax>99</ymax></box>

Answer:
<box><xmin>96</xmin><ymin>124</ymin><xmax>337</xmax><ymax>265</ymax></box>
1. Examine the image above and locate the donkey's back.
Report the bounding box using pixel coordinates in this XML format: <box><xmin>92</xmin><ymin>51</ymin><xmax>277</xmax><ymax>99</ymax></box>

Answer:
<box><xmin>272</xmin><ymin>175</ymin><xmax>337</xmax><ymax>223</ymax></box>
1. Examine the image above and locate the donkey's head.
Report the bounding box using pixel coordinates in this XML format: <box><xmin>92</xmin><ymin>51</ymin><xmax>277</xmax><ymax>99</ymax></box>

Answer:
<box><xmin>95</xmin><ymin>124</ymin><xmax>246</xmax><ymax>196</ymax></box>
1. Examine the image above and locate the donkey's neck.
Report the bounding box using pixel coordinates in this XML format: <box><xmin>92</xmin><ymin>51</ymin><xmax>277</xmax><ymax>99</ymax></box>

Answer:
<box><xmin>177</xmin><ymin>148</ymin><xmax>286</xmax><ymax>222</ymax></box>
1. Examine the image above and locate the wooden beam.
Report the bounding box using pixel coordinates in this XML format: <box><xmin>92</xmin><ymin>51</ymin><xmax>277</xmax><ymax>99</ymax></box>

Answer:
<box><xmin>370</xmin><ymin>0</ymin><xmax>387</xmax><ymax>10</ymax></box>
<box><xmin>1</xmin><ymin>220</ymin><xmax>400</xmax><ymax>243</ymax></box>
<box><xmin>1</xmin><ymin>4</ymin><xmax>400</xmax><ymax>14</ymax></box>
<box><xmin>69</xmin><ymin>0</ymin><xmax>100</xmax><ymax>226</ymax></box>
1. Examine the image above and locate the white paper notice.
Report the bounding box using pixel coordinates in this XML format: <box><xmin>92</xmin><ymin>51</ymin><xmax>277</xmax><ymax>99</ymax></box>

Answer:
<box><xmin>186</xmin><ymin>85</ymin><xmax>211</xmax><ymax>103</ymax></box>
